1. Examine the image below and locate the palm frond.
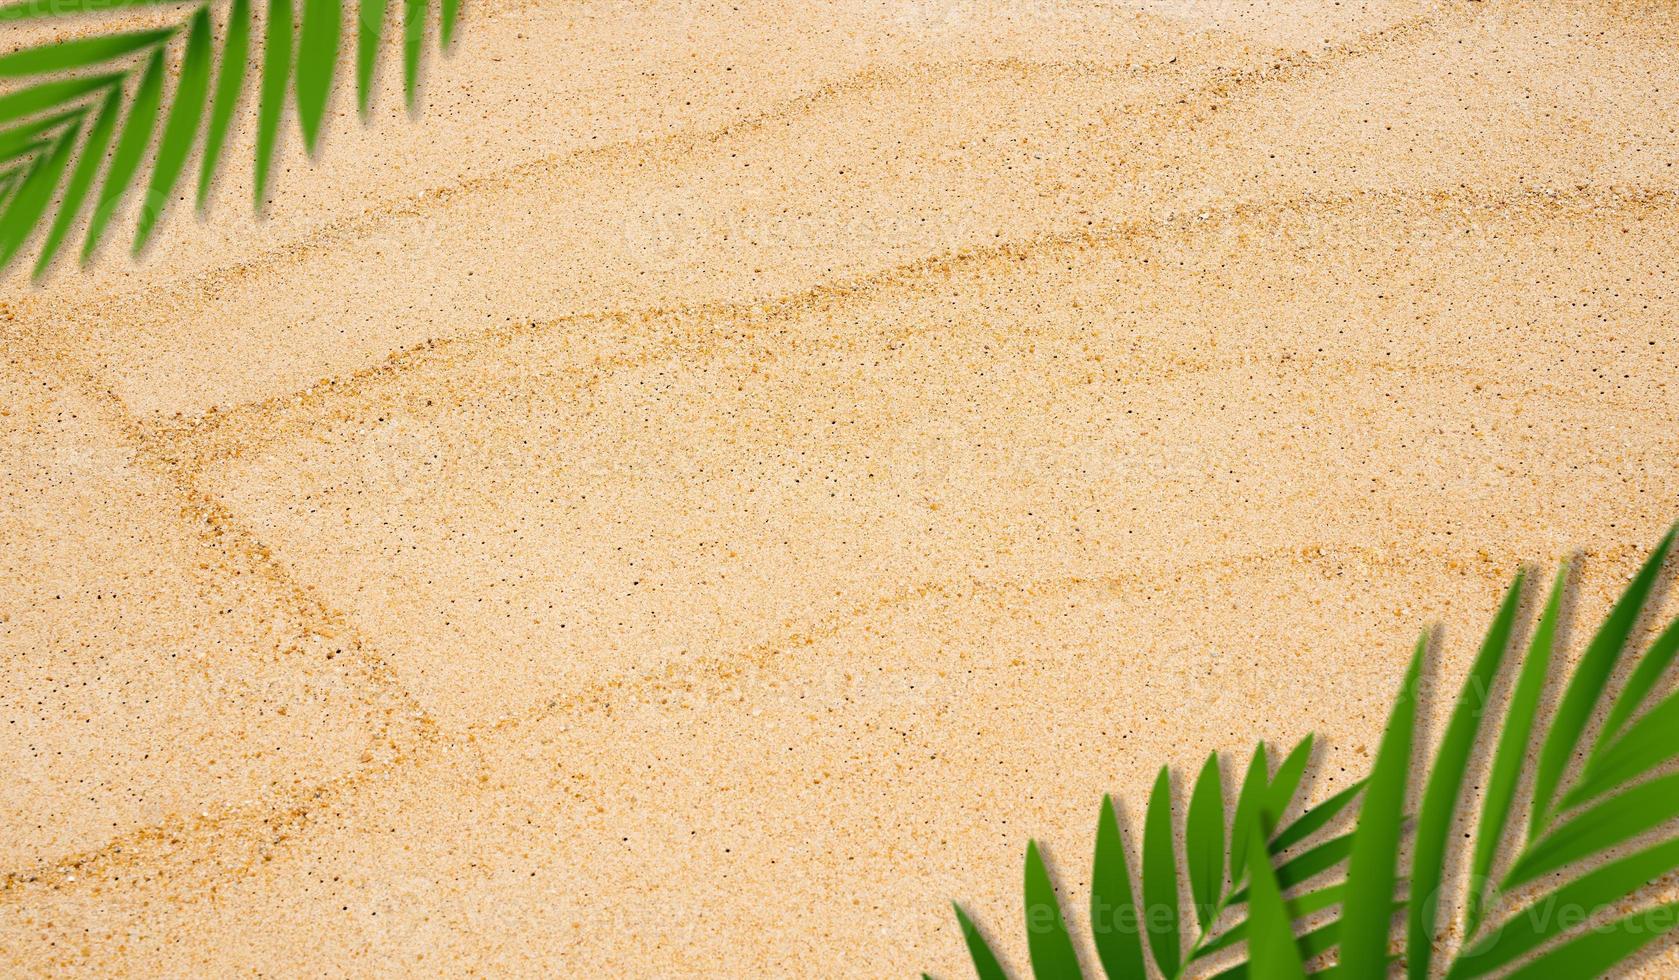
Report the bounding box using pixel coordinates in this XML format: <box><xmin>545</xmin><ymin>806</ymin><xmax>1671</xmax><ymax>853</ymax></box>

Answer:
<box><xmin>1338</xmin><ymin>634</ymin><xmax>1422</xmax><ymax>978</ymax></box>
<box><xmin>1241</xmin><ymin>821</ymin><xmax>1308</xmax><ymax>980</ymax></box>
<box><xmin>931</xmin><ymin>525</ymin><xmax>1679</xmax><ymax>979</ymax></box>
<box><xmin>0</xmin><ymin>0</ymin><xmax>459</xmax><ymax>275</ymax></box>
<box><xmin>1418</xmin><ymin>527</ymin><xmax>1679</xmax><ymax>978</ymax></box>
<box><xmin>941</xmin><ymin>737</ymin><xmax>1367</xmax><ymax>979</ymax></box>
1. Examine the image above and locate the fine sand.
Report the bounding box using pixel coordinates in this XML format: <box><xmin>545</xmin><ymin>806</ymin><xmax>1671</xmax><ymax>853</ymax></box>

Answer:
<box><xmin>3</xmin><ymin>0</ymin><xmax>1679</xmax><ymax>975</ymax></box>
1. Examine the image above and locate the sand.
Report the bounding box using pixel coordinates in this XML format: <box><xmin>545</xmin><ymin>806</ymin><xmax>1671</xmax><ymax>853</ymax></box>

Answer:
<box><xmin>2</xmin><ymin>0</ymin><xmax>1678</xmax><ymax>974</ymax></box>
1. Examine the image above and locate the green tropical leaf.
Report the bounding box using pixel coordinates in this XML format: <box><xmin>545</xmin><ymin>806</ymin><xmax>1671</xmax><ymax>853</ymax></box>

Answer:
<box><xmin>1501</xmin><ymin>903</ymin><xmax>1679</xmax><ymax>979</ymax></box>
<box><xmin>954</xmin><ymin>903</ymin><xmax>1010</xmax><ymax>980</ymax></box>
<box><xmin>1450</xmin><ymin>837</ymin><xmax>1679</xmax><ymax>977</ymax></box>
<box><xmin>1505</xmin><ymin>771</ymin><xmax>1679</xmax><ymax>888</ymax></box>
<box><xmin>0</xmin><ymin>73</ymin><xmax>118</xmax><ymax>125</ymax></box>
<box><xmin>1141</xmin><ymin>767</ymin><xmax>1182</xmax><ymax>976</ymax></box>
<box><xmin>1335</xmin><ymin>634</ymin><xmax>1422</xmax><ymax>979</ymax></box>
<box><xmin>82</xmin><ymin>47</ymin><xmax>164</xmax><ymax>260</ymax></box>
<box><xmin>0</xmin><ymin>107</ymin><xmax>85</xmax><ymax>162</ymax></box>
<box><xmin>1530</xmin><ymin>528</ymin><xmax>1676</xmax><ymax>834</ymax></box>
<box><xmin>1567</xmin><ymin>686</ymin><xmax>1679</xmax><ymax>808</ymax></box>
<box><xmin>1265</xmin><ymin>737</ymin><xmax>1313</xmax><ymax>831</ymax></box>
<box><xmin>1187</xmin><ymin>753</ymin><xmax>1226</xmax><ymax>930</ymax></box>
<box><xmin>133</xmin><ymin>5</ymin><xmax>211</xmax><ymax>252</ymax></box>
<box><xmin>1229</xmin><ymin>833</ymin><xmax>1353</xmax><ymax>904</ymax></box>
<box><xmin>1407</xmin><ymin>570</ymin><xmax>1526</xmax><ymax>980</ymax></box>
<box><xmin>1595</xmin><ymin>615</ymin><xmax>1679</xmax><ymax>752</ymax></box>
<box><xmin>402</xmin><ymin>0</ymin><xmax>424</xmax><ymax>107</ymax></box>
<box><xmin>1464</xmin><ymin>564</ymin><xmax>1566</xmax><ymax>935</ymax></box>
<box><xmin>33</xmin><ymin>86</ymin><xmax>119</xmax><ymax>276</ymax></box>
<box><xmin>0</xmin><ymin>121</ymin><xmax>78</xmax><ymax>266</ymax></box>
<box><xmin>0</xmin><ymin>0</ymin><xmax>460</xmax><ymax>271</ymax></box>
<box><xmin>197</xmin><ymin>0</ymin><xmax>251</xmax><ymax>210</ymax></box>
<box><xmin>1024</xmin><ymin>840</ymin><xmax>1082</xmax><ymax>980</ymax></box>
<box><xmin>933</xmin><ymin>529</ymin><xmax>1679</xmax><ymax>980</ymax></box>
<box><xmin>0</xmin><ymin>26</ymin><xmax>172</xmax><ymax>77</ymax></box>
<box><xmin>1090</xmin><ymin>795</ymin><xmax>1146</xmax><ymax>980</ymax></box>
<box><xmin>1269</xmin><ymin>780</ymin><xmax>1363</xmax><ymax>856</ymax></box>
<box><xmin>1199</xmin><ymin>883</ymin><xmax>1348</xmax><ymax>956</ymax></box>
<box><xmin>952</xmin><ymin>741</ymin><xmax>1365</xmax><ymax>980</ymax></box>
<box><xmin>0</xmin><ymin>135</ymin><xmax>49</xmax><ymax>169</ymax></box>
<box><xmin>1240</xmin><ymin>821</ymin><xmax>1307</xmax><ymax>980</ymax></box>
<box><xmin>295</xmin><ymin>0</ymin><xmax>341</xmax><ymax>152</ymax></box>
<box><xmin>1228</xmin><ymin>744</ymin><xmax>1269</xmax><ymax>889</ymax></box>
<box><xmin>440</xmin><ymin>0</ymin><xmax>456</xmax><ymax>47</ymax></box>
<box><xmin>254</xmin><ymin>0</ymin><xmax>294</xmax><ymax>206</ymax></box>
<box><xmin>356</xmin><ymin>0</ymin><xmax>385</xmax><ymax>112</ymax></box>
<box><xmin>1560</xmin><ymin>618</ymin><xmax>1679</xmax><ymax>808</ymax></box>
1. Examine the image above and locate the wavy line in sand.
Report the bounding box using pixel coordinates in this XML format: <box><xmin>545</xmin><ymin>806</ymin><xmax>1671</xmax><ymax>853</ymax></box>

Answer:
<box><xmin>0</xmin><ymin>535</ymin><xmax>1543</xmax><ymax>896</ymax></box>
<box><xmin>24</xmin><ymin>0</ymin><xmax>1476</xmax><ymax>324</ymax></box>
<box><xmin>0</xmin><ymin>341</ymin><xmax>442</xmax><ymax>885</ymax></box>
<box><xmin>150</xmin><ymin>182</ymin><xmax>1679</xmax><ymax>478</ymax></box>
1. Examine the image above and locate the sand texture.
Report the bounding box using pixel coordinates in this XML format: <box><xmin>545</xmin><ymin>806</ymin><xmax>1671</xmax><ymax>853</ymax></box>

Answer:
<box><xmin>3</xmin><ymin>0</ymin><xmax>1679</xmax><ymax>975</ymax></box>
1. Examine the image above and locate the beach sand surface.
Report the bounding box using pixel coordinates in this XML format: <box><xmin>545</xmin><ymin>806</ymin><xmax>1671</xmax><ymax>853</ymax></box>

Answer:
<box><xmin>3</xmin><ymin>0</ymin><xmax>1679</xmax><ymax>975</ymax></box>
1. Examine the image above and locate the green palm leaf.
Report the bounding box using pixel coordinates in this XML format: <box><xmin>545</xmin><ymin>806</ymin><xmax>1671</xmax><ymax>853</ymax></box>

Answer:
<box><xmin>0</xmin><ymin>0</ymin><xmax>460</xmax><ymax>273</ymax></box>
<box><xmin>1407</xmin><ymin>571</ymin><xmax>1526</xmax><ymax>980</ymax></box>
<box><xmin>1142</xmin><ymin>767</ymin><xmax>1183</xmax><ymax>976</ymax></box>
<box><xmin>0</xmin><ymin>108</ymin><xmax>85</xmax><ymax>163</ymax></box>
<box><xmin>1501</xmin><ymin>904</ymin><xmax>1679</xmax><ymax>979</ymax></box>
<box><xmin>440</xmin><ymin>0</ymin><xmax>457</xmax><ymax>47</ymax></box>
<box><xmin>255</xmin><ymin>0</ymin><xmax>294</xmax><ymax>207</ymax></box>
<box><xmin>1198</xmin><ymin>882</ymin><xmax>1368</xmax><ymax>958</ymax></box>
<box><xmin>1594</xmin><ymin>615</ymin><xmax>1679</xmax><ymax>751</ymax></box>
<box><xmin>1265</xmin><ymin>738</ymin><xmax>1313</xmax><ymax>831</ymax></box>
<box><xmin>356</xmin><ymin>0</ymin><xmax>386</xmax><ymax>113</ymax></box>
<box><xmin>1268</xmin><ymin>780</ymin><xmax>1363</xmax><ymax>856</ymax></box>
<box><xmin>197</xmin><ymin>0</ymin><xmax>251</xmax><ymax>210</ymax></box>
<box><xmin>0</xmin><ymin>28</ymin><xmax>174</xmax><ymax>78</ymax></box>
<box><xmin>0</xmin><ymin>137</ymin><xmax>47</xmax><ymax>170</ymax></box>
<box><xmin>1567</xmin><ymin>685</ymin><xmax>1679</xmax><ymax>806</ymax></box>
<box><xmin>1529</xmin><ymin>528</ymin><xmax>1675</xmax><ymax>834</ymax></box>
<box><xmin>34</xmin><ymin>87</ymin><xmax>120</xmax><ymax>276</ymax></box>
<box><xmin>0</xmin><ymin>121</ymin><xmax>79</xmax><ymax>266</ymax></box>
<box><xmin>1463</xmin><ymin>564</ymin><xmax>1566</xmax><ymax>935</ymax></box>
<box><xmin>947</xmin><ymin>744</ymin><xmax>1364</xmax><ymax>980</ymax></box>
<box><xmin>1504</xmin><ymin>771</ymin><xmax>1679</xmax><ymax>888</ymax></box>
<box><xmin>1240</xmin><ymin>821</ymin><xmax>1308</xmax><ymax>980</ymax></box>
<box><xmin>1187</xmin><ymin>753</ymin><xmax>1227</xmax><ymax>931</ymax></box>
<box><xmin>1091</xmin><ymin>795</ymin><xmax>1146</xmax><ymax>980</ymax></box>
<box><xmin>295</xmin><ymin>0</ymin><xmax>340</xmax><ymax>152</ymax></box>
<box><xmin>401</xmin><ymin>0</ymin><xmax>422</xmax><ymax>106</ymax></box>
<box><xmin>1228</xmin><ymin>744</ymin><xmax>1270</xmax><ymax>889</ymax></box>
<box><xmin>0</xmin><ymin>168</ymin><xmax>23</xmax><ymax>201</ymax></box>
<box><xmin>936</xmin><ymin>527</ymin><xmax>1679</xmax><ymax>980</ymax></box>
<box><xmin>954</xmin><ymin>903</ymin><xmax>1010</xmax><ymax>980</ymax></box>
<box><xmin>1336</xmin><ymin>635</ymin><xmax>1422</xmax><ymax>979</ymax></box>
<box><xmin>1198</xmin><ymin>887</ymin><xmax>1331</xmax><ymax>957</ymax></box>
<box><xmin>134</xmin><ymin>5</ymin><xmax>212</xmax><ymax>252</ymax></box>
<box><xmin>1449</xmin><ymin>837</ymin><xmax>1679</xmax><ymax>977</ymax></box>
<box><xmin>0</xmin><ymin>73</ymin><xmax>119</xmax><ymax>125</ymax></box>
<box><xmin>1025</xmin><ymin>840</ymin><xmax>1083</xmax><ymax>980</ymax></box>
<box><xmin>83</xmin><ymin>47</ymin><xmax>165</xmax><ymax>260</ymax></box>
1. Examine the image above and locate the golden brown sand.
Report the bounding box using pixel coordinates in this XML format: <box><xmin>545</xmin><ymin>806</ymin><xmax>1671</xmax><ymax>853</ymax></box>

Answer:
<box><xmin>3</xmin><ymin>0</ymin><xmax>1678</xmax><ymax>974</ymax></box>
